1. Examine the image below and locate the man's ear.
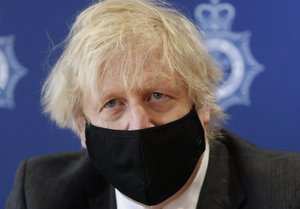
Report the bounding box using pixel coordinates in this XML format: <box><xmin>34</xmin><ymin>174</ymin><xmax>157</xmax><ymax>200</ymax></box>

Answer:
<box><xmin>75</xmin><ymin>115</ymin><xmax>87</xmax><ymax>148</ymax></box>
<box><xmin>196</xmin><ymin>105</ymin><xmax>211</xmax><ymax>127</ymax></box>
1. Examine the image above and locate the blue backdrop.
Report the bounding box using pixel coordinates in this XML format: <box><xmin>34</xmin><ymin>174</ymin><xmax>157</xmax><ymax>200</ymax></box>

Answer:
<box><xmin>1</xmin><ymin>0</ymin><xmax>300</xmax><ymax>206</ymax></box>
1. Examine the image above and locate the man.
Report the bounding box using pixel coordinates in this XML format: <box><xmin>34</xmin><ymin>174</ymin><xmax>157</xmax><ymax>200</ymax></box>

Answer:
<box><xmin>6</xmin><ymin>0</ymin><xmax>300</xmax><ymax>208</ymax></box>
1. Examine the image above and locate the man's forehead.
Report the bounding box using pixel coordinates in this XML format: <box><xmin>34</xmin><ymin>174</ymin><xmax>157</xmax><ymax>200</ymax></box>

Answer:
<box><xmin>99</xmin><ymin>69</ymin><xmax>179</xmax><ymax>90</ymax></box>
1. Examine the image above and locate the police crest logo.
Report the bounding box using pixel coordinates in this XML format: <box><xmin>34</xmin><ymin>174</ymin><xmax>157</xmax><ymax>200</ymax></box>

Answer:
<box><xmin>194</xmin><ymin>0</ymin><xmax>264</xmax><ymax>110</ymax></box>
<box><xmin>0</xmin><ymin>35</ymin><xmax>27</xmax><ymax>109</ymax></box>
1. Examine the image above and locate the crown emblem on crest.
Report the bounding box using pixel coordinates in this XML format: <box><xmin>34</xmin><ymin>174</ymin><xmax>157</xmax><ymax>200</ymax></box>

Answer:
<box><xmin>194</xmin><ymin>0</ymin><xmax>235</xmax><ymax>31</ymax></box>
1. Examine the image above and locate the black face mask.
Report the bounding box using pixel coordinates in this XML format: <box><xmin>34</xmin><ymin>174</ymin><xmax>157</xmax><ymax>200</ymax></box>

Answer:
<box><xmin>85</xmin><ymin>106</ymin><xmax>205</xmax><ymax>205</ymax></box>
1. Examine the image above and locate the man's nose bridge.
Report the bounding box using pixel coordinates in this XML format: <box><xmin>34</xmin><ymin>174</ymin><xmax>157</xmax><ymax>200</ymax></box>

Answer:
<box><xmin>129</xmin><ymin>105</ymin><xmax>152</xmax><ymax>130</ymax></box>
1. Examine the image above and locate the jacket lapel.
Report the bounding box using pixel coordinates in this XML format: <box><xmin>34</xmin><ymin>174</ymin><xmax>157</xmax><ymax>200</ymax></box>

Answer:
<box><xmin>196</xmin><ymin>139</ymin><xmax>246</xmax><ymax>209</ymax></box>
<box><xmin>85</xmin><ymin>165</ymin><xmax>117</xmax><ymax>209</ymax></box>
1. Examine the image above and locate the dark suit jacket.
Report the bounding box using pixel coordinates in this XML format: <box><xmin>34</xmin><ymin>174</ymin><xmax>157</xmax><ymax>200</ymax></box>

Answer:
<box><xmin>6</xmin><ymin>131</ymin><xmax>300</xmax><ymax>209</ymax></box>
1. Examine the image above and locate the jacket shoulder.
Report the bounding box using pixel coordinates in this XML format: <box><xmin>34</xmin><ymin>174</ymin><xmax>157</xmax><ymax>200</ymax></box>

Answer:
<box><xmin>215</xmin><ymin>130</ymin><xmax>300</xmax><ymax>208</ymax></box>
<box><xmin>26</xmin><ymin>152</ymin><xmax>90</xmax><ymax>177</ymax></box>
<box><xmin>6</xmin><ymin>152</ymin><xmax>106</xmax><ymax>209</ymax></box>
<box><xmin>217</xmin><ymin>130</ymin><xmax>300</xmax><ymax>170</ymax></box>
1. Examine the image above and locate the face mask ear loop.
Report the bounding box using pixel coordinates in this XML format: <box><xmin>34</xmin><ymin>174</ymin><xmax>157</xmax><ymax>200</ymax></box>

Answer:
<box><xmin>192</xmin><ymin>104</ymin><xmax>196</xmax><ymax>111</ymax></box>
<box><xmin>83</xmin><ymin>114</ymin><xmax>91</xmax><ymax>128</ymax></box>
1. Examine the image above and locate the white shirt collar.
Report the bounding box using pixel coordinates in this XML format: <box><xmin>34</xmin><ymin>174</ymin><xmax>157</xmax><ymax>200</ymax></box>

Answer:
<box><xmin>115</xmin><ymin>141</ymin><xmax>210</xmax><ymax>209</ymax></box>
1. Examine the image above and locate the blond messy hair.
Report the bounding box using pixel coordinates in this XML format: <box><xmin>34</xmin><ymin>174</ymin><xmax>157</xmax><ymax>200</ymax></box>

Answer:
<box><xmin>42</xmin><ymin>0</ymin><xmax>225</xmax><ymax>135</ymax></box>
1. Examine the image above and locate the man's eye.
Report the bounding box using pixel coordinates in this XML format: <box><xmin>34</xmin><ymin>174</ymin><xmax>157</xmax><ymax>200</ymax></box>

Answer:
<box><xmin>104</xmin><ymin>99</ymin><xmax>118</xmax><ymax>108</ymax></box>
<box><xmin>100</xmin><ymin>99</ymin><xmax>124</xmax><ymax>114</ymax></box>
<box><xmin>151</xmin><ymin>92</ymin><xmax>166</xmax><ymax>100</ymax></box>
